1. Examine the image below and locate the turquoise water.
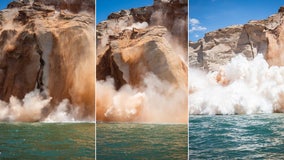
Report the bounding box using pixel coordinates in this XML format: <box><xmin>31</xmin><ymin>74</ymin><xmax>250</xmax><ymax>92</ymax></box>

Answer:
<box><xmin>96</xmin><ymin>123</ymin><xmax>188</xmax><ymax>160</ymax></box>
<box><xmin>189</xmin><ymin>114</ymin><xmax>284</xmax><ymax>159</ymax></box>
<box><xmin>0</xmin><ymin>123</ymin><xmax>95</xmax><ymax>159</ymax></box>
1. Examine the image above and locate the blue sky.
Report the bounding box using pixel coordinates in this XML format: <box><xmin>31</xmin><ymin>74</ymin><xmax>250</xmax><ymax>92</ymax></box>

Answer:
<box><xmin>190</xmin><ymin>0</ymin><xmax>284</xmax><ymax>42</ymax></box>
<box><xmin>96</xmin><ymin>0</ymin><xmax>153</xmax><ymax>23</ymax></box>
<box><xmin>0</xmin><ymin>0</ymin><xmax>13</xmax><ymax>10</ymax></box>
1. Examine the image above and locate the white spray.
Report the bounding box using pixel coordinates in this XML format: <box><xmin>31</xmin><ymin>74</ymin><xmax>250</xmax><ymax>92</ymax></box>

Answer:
<box><xmin>189</xmin><ymin>54</ymin><xmax>284</xmax><ymax>115</ymax></box>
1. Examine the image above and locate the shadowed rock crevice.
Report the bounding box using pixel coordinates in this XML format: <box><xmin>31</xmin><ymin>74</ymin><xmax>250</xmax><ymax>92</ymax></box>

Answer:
<box><xmin>35</xmin><ymin>44</ymin><xmax>44</xmax><ymax>91</ymax></box>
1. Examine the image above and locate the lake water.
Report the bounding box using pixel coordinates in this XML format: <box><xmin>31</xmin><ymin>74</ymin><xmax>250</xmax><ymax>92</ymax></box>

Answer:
<box><xmin>96</xmin><ymin>123</ymin><xmax>188</xmax><ymax>160</ymax></box>
<box><xmin>0</xmin><ymin>123</ymin><xmax>95</xmax><ymax>159</ymax></box>
<box><xmin>189</xmin><ymin>114</ymin><xmax>284</xmax><ymax>159</ymax></box>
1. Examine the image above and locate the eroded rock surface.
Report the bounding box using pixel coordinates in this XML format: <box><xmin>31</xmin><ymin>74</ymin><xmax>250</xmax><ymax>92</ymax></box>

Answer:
<box><xmin>0</xmin><ymin>0</ymin><xmax>95</xmax><ymax>120</ymax></box>
<box><xmin>189</xmin><ymin>6</ymin><xmax>284</xmax><ymax>71</ymax></box>
<box><xmin>97</xmin><ymin>0</ymin><xmax>187</xmax><ymax>89</ymax></box>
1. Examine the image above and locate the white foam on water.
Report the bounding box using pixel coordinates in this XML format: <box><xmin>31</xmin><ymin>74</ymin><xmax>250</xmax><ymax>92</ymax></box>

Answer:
<box><xmin>189</xmin><ymin>54</ymin><xmax>284</xmax><ymax>115</ymax></box>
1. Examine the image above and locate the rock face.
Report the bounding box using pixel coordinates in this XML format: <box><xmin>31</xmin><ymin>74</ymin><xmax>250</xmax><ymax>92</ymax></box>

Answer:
<box><xmin>97</xmin><ymin>26</ymin><xmax>187</xmax><ymax>90</ymax></box>
<box><xmin>8</xmin><ymin>0</ymin><xmax>94</xmax><ymax>13</ymax></box>
<box><xmin>0</xmin><ymin>0</ymin><xmax>95</xmax><ymax>120</ymax></box>
<box><xmin>97</xmin><ymin>0</ymin><xmax>187</xmax><ymax>88</ymax></box>
<box><xmin>189</xmin><ymin>6</ymin><xmax>284</xmax><ymax>71</ymax></box>
<box><xmin>96</xmin><ymin>0</ymin><xmax>188</xmax><ymax>122</ymax></box>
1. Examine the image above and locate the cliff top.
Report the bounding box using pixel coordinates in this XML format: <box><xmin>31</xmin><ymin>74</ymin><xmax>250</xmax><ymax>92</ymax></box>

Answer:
<box><xmin>7</xmin><ymin>0</ymin><xmax>95</xmax><ymax>13</ymax></box>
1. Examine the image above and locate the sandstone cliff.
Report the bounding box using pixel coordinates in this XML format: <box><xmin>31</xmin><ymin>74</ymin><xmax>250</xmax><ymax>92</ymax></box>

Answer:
<box><xmin>96</xmin><ymin>0</ymin><xmax>188</xmax><ymax>123</ymax></box>
<box><xmin>0</xmin><ymin>0</ymin><xmax>95</xmax><ymax>121</ymax></box>
<box><xmin>189</xmin><ymin>6</ymin><xmax>284</xmax><ymax>71</ymax></box>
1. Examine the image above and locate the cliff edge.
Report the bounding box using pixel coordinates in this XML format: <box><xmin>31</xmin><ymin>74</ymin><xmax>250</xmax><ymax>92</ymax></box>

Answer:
<box><xmin>189</xmin><ymin>6</ymin><xmax>284</xmax><ymax>71</ymax></box>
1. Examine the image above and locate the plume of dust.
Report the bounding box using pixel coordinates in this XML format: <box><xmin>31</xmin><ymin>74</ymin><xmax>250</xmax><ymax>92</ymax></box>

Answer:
<box><xmin>165</xmin><ymin>32</ymin><xmax>187</xmax><ymax>63</ymax></box>
<box><xmin>150</xmin><ymin>10</ymin><xmax>166</xmax><ymax>26</ymax></box>
<box><xmin>68</xmin><ymin>28</ymin><xmax>96</xmax><ymax>120</ymax></box>
<box><xmin>96</xmin><ymin>73</ymin><xmax>187</xmax><ymax>123</ymax></box>
<box><xmin>47</xmin><ymin>26</ymin><xmax>95</xmax><ymax>121</ymax></box>
<box><xmin>0</xmin><ymin>89</ymin><xmax>94</xmax><ymax>122</ymax></box>
<box><xmin>150</xmin><ymin>9</ymin><xmax>187</xmax><ymax>63</ymax></box>
<box><xmin>43</xmin><ymin>99</ymin><xmax>80</xmax><ymax>122</ymax></box>
<box><xmin>43</xmin><ymin>97</ymin><xmax>94</xmax><ymax>122</ymax></box>
<box><xmin>189</xmin><ymin>54</ymin><xmax>284</xmax><ymax>115</ymax></box>
<box><xmin>0</xmin><ymin>90</ymin><xmax>51</xmax><ymax>122</ymax></box>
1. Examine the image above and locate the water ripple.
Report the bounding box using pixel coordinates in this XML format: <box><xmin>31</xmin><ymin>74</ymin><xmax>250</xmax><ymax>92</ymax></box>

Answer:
<box><xmin>189</xmin><ymin>114</ymin><xmax>284</xmax><ymax>159</ymax></box>
<box><xmin>97</xmin><ymin>123</ymin><xmax>187</xmax><ymax>160</ymax></box>
<box><xmin>0</xmin><ymin>123</ymin><xmax>95</xmax><ymax>159</ymax></box>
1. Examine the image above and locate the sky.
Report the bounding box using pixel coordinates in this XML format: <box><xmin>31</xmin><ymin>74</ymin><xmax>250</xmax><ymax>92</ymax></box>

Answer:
<box><xmin>0</xmin><ymin>0</ymin><xmax>13</xmax><ymax>10</ymax></box>
<box><xmin>96</xmin><ymin>0</ymin><xmax>153</xmax><ymax>24</ymax></box>
<box><xmin>190</xmin><ymin>0</ymin><xmax>284</xmax><ymax>42</ymax></box>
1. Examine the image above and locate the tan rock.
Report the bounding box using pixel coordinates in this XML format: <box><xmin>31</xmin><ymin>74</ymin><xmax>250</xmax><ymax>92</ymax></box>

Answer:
<box><xmin>96</xmin><ymin>0</ymin><xmax>188</xmax><ymax>123</ymax></box>
<box><xmin>97</xmin><ymin>26</ymin><xmax>187</xmax><ymax>89</ymax></box>
<box><xmin>97</xmin><ymin>0</ymin><xmax>188</xmax><ymax>89</ymax></box>
<box><xmin>189</xmin><ymin>7</ymin><xmax>284</xmax><ymax>71</ymax></box>
<box><xmin>0</xmin><ymin>0</ymin><xmax>95</xmax><ymax>120</ymax></box>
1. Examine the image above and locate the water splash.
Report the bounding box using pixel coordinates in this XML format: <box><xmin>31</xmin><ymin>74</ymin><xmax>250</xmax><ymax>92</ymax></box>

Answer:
<box><xmin>189</xmin><ymin>54</ymin><xmax>284</xmax><ymax>115</ymax></box>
